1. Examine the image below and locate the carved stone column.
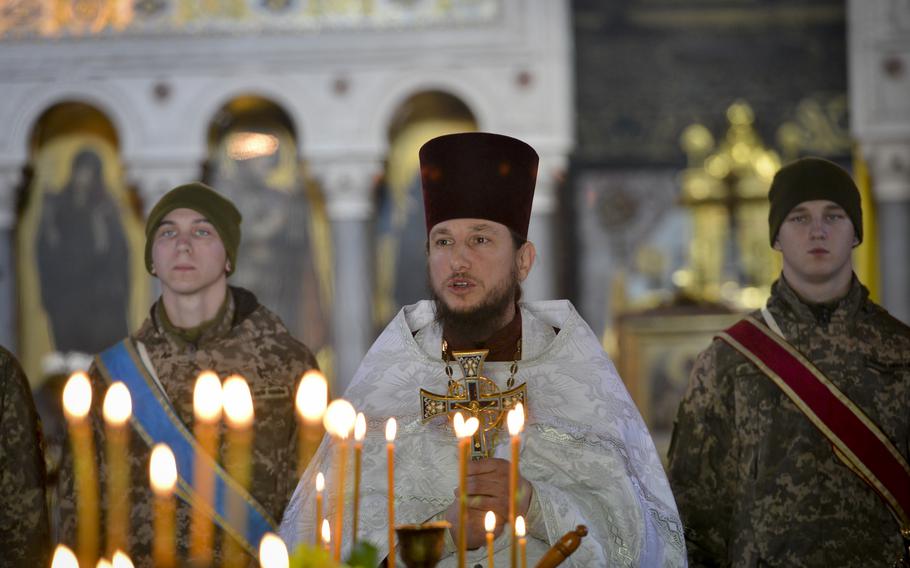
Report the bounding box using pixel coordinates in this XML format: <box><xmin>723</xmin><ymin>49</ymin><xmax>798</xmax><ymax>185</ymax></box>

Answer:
<box><xmin>864</xmin><ymin>142</ymin><xmax>910</xmax><ymax>323</ymax></box>
<box><xmin>310</xmin><ymin>155</ymin><xmax>382</xmax><ymax>395</ymax></box>
<box><xmin>0</xmin><ymin>167</ymin><xmax>21</xmax><ymax>352</ymax></box>
<box><xmin>524</xmin><ymin>153</ymin><xmax>567</xmax><ymax>302</ymax></box>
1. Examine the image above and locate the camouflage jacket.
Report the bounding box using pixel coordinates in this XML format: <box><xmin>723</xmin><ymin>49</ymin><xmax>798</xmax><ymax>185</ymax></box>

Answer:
<box><xmin>0</xmin><ymin>346</ymin><xmax>50</xmax><ymax>567</ymax></box>
<box><xmin>668</xmin><ymin>276</ymin><xmax>910</xmax><ymax>567</ymax></box>
<box><xmin>58</xmin><ymin>287</ymin><xmax>317</xmax><ymax>566</ymax></box>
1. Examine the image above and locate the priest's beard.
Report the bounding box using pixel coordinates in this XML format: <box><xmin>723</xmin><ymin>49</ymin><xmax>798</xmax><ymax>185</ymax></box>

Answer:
<box><xmin>430</xmin><ymin>265</ymin><xmax>521</xmax><ymax>343</ymax></box>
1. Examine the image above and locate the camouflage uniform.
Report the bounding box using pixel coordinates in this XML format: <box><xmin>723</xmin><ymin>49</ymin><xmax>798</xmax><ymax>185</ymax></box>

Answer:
<box><xmin>0</xmin><ymin>346</ymin><xmax>51</xmax><ymax>567</ymax></box>
<box><xmin>668</xmin><ymin>276</ymin><xmax>910</xmax><ymax>567</ymax></box>
<box><xmin>58</xmin><ymin>287</ymin><xmax>317</xmax><ymax>566</ymax></box>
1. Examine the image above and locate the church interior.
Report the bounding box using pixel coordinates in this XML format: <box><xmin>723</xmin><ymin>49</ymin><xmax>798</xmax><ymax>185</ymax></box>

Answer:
<box><xmin>0</xmin><ymin>0</ymin><xmax>908</xmax><ymax>562</ymax></box>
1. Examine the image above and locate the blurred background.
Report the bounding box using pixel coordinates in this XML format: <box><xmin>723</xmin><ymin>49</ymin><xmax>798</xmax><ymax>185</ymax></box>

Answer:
<box><xmin>0</xmin><ymin>0</ymin><xmax>907</xmax><ymax>457</ymax></box>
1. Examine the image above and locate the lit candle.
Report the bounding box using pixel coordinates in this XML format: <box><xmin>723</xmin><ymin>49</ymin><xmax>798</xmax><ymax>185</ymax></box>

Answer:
<box><xmin>51</xmin><ymin>544</ymin><xmax>79</xmax><ymax>568</ymax></box>
<box><xmin>321</xmin><ymin>518</ymin><xmax>332</xmax><ymax>553</ymax></box>
<box><xmin>63</xmin><ymin>371</ymin><xmax>99</xmax><ymax>566</ymax></box>
<box><xmin>485</xmin><ymin>511</ymin><xmax>496</xmax><ymax>568</ymax></box>
<box><xmin>258</xmin><ymin>532</ymin><xmax>289</xmax><ymax>568</ymax></box>
<box><xmin>315</xmin><ymin>472</ymin><xmax>325</xmax><ymax>544</ymax></box>
<box><xmin>323</xmin><ymin>399</ymin><xmax>356</xmax><ymax>561</ymax></box>
<box><xmin>515</xmin><ymin>516</ymin><xmax>526</xmax><ymax>568</ymax></box>
<box><xmin>507</xmin><ymin>403</ymin><xmax>525</xmax><ymax>568</ymax></box>
<box><xmin>97</xmin><ymin>560</ymin><xmax>113</xmax><ymax>568</ymax></box>
<box><xmin>454</xmin><ymin>413</ymin><xmax>480</xmax><ymax>568</ymax></box>
<box><xmin>385</xmin><ymin>418</ymin><xmax>397</xmax><ymax>568</ymax></box>
<box><xmin>223</xmin><ymin>375</ymin><xmax>254</xmax><ymax>568</ymax></box>
<box><xmin>352</xmin><ymin>412</ymin><xmax>366</xmax><ymax>545</ymax></box>
<box><xmin>149</xmin><ymin>443</ymin><xmax>177</xmax><ymax>568</ymax></box>
<box><xmin>190</xmin><ymin>371</ymin><xmax>223</xmax><ymax>566</ymax></box>
<box><xmin>295</xmin><ymin>370</ymin><xmax>328</xmax><ymax>475</ymax></box>
<box><xmin>111</xmin><ymin>550</ymin><xmax>134</xmax><ymax>568</ymax></box>
<box><xmin>102</xmin><ymin>382</ymin><xmax>132</xmax><ymax>556</ymax></box>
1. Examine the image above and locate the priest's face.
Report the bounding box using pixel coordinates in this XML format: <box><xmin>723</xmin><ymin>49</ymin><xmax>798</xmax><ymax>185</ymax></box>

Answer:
<box><xmin>427</xmin><ymin>218</ymin><xmax>535</xmax><ymax>337</ymax></box>
<box><xmin>151</xmin><ymin>207</ymin><xmax>229</xmax><ymax>299</ymax></box>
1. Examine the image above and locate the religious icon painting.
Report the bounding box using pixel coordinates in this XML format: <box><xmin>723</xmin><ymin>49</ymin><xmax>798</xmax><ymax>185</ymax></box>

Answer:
<box><xmin>205</xmin><ymin>108</ymin><xmax>334</xmax><ymax>376</ymax></box>
<box><xmin>17</xmin><ymin>134</ymin><xmax>149</xmax><ymax>386</ymax></box>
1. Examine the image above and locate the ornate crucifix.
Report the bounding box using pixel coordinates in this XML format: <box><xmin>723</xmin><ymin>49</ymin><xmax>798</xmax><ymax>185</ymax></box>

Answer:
<box><xmin>420</xmin><ymin>349</ymin><xmax>527</xmax><ymax>459</ymax></box>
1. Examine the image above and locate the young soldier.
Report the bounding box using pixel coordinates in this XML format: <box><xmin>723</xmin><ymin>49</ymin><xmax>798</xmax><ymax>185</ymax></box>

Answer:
<box><xmin>668</xmin><ymin>157</ymin><xmax>910</xmax><ymax>566</ymax></box>
<box><xmin>59</xmin><ymin>182</ymin><xmax>318</xmax><ymax>566</ymax></box>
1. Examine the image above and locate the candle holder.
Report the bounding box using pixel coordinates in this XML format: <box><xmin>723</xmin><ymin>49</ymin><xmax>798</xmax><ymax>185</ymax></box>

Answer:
<box><xmin>394</xmin><ymin>521</ymin><xmax>451</xmax><ymax>568</ymax></box>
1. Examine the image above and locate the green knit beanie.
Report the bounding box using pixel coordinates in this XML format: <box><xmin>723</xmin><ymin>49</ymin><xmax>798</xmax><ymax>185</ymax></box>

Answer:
<box><xmin>768</xmin><ymin>157</ymin><xmax>862</xmax><ymax>246</ymax></box>
<box><xmin>144</xmin><ymin>182</ymin><xmax>242</xmax><ymax>275</ymax></box>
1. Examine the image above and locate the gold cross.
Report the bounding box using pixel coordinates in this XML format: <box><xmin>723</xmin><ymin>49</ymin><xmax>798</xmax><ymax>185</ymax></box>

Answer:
<box><xmin>420</xmin><ymin>349</ymin><xmax>527</xmax><ymax>459</ymax></box>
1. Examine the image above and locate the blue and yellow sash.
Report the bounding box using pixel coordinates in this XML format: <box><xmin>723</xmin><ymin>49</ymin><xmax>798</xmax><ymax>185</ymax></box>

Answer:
<box><xmin>96</xmin><ymin>339</ymin><xmax>276</xmax><ymax>557</ymax></box>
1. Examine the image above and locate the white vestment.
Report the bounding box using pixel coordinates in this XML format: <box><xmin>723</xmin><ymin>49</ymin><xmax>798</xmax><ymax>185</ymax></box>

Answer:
<box><xmin>280</xmin><ymin>300</ymin><xmax>686</xmax><ymax>567</ymax></box>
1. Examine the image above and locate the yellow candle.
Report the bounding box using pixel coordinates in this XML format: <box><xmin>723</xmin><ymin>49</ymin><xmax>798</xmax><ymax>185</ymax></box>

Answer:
<box><xmin>102</xmin><ymin>382</ymin><xmax>132</xmax><ymax>557</ymax></box>
<box><xmin>454</xmin><ymin>413</ymin><xmax>480</xmax><ymax>568</ymax></box>
<box><xmin>385</xmin><ymin>418</ymin><xmax>397</xmax><ymax>568</ymax></box>
<box><xmin>321</xmin><ymin>518</ymin><xmax>332</xmax><ymax>553</ymax></box>
<box><xmin>63</xmin><ymin>371</ymin><xmax>99</xmax><ymax>567</ymax></box>
<box><xmin>507</xmin><ymin>404</ymin><xmax>525</xmax><ymax>568</ymax></box>
<box><xmin>485</xmin><ymin>511</ymin><xmax>496</xmax><ymax>568</ymax></box>
<box><xmin>190</xmin><ymin>371</ymin><xmax>223</xmax><ymax>566</ymax></box>
<box><xmin>315</xmin><ymin>472</ymin><xmax>325</xmax><ymax>544</ymax></box>
<box><xmin>258</xmin><ymin>533</ymin><xmax>289</xmax><ymax>568</ymax></box>
<box><xmin>515</xmin><ymin>516</ymin><xmax>526</xmax><ymax>568</ymax></box>
<box><xmin>223</xmin><ymin>375</ymin><xmax>254</xmax><ymax>568</ymax></box>
<box><xmin>352</xmin><ymin>412</ymin><xmax>366</xmax><ymax>545</ymax></box>
<box><xmin>150</xmin><ymin>443</ymin><xmax>177</xmax><ymax>568</ymax></box>
<box><xmin>296</xmin><ymin>370</ymin><xmax>328</xmax><ymax>476</ymax></box>
<box><xmin>51</xmin><ymin>544</ymin><xmax>79</xmax><ymax>568</ymax></box>
<box><xmin>324</xmin><ymin>399</ymin><xmax>356</xmax><ymax>561</ymax></box>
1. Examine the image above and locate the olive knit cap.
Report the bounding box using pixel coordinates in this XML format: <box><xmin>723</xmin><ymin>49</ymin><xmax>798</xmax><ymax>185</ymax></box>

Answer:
<box><xmin>768</xmin><ymin>157</ymin><xmax>862</xmax><ymax>246</ymax></box>
<box><xmin>144</xmin><ymin>182</ymin><xmax>242</xmax><ymax>276</ymax></box>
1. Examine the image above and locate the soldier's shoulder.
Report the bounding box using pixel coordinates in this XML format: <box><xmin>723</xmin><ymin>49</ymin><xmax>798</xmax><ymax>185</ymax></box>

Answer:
<box><xmin>862</xmin><ymin>300</ymin><xmax>910</xmax><ymax>342</ymax></box>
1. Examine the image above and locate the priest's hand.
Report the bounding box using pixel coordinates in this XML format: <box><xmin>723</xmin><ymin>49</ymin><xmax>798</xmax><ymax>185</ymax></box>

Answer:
<box><xmin>444</xmin><ymin>457</ymin><xmax>533</xmax><ymax>550</ymax></box>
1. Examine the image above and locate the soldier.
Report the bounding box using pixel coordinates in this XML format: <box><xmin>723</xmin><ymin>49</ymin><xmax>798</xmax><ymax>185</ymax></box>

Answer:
<box><xmin>58</xmin><ymin>182</ymin><xmax>318</xmax><ymax>566</ymax></box>
<box><xmin>0</xmin><ymin>346</ymin><xmax>51</xmax><ymax>566</ymax></box>
<box><xmin>668</xmin><ymin>157</ymin><xmax>910</xmax><ymax>566</ymax></box>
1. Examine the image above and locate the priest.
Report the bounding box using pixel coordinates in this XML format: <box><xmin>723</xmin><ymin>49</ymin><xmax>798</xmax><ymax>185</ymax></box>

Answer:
<box><xmin>280</xmin><ymin>132</ymin><xmax>685</xmax><ymax>566</ymax></box>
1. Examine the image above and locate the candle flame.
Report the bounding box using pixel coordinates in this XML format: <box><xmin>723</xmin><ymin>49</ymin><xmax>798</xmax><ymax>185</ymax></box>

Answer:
<box><xmin>63</xmin><ymin>371</ymin><xmax>92</xmax><ymax>419</ymax></box>
<box><xmin>323</xmin><ymin>399</ymin><xmax>356</xmax><ymax>439</ymax></box>
<box><xmin>258</xmin><ymin>532</ymin><xmax>289</xmax><ymax>568</ymax></box>
<box><xmin>51</xmin><ymin>545</ymin><xmax>78</xmax><ymax>568</ymax></box>
<box><xmin>296</xmin><ymin>370</ymin><xmax>328</xmax><ymax>421</ymax></box>
<box><xmin>149</xmin><ymin>443</ymin><xmax>177</xmax><ymax>496</ymax></box>
<box><xmin>354</xmin><ymin>412</ymin><xmax>367</xmax><ymax>442</ymax></box>
<box><xmin>97</xmin><ymin>560</ymin><xmax>113</xmax><ymax>568</ymax></box>
<box><xmin>515</xmin><ymin>515</ymin><xmax>526</xmax><ymax>537</ymax></box>
<box><xmin>103</xmin><ymin>382</ymin><xmax>132</xmax><ymax>426</ymax></box>
<box><xmin>464</xmin><ymin>416</ymin><xmax>479</xmax><ymax>438</ymax></box>
<box><xmin>193</xmin><ymin>371</ymin><xmax>223</xmax><ymax>422</ymax></box>
<box><xmin>453</xmin><ymin>412</ymin><xmax>465</xmax><ymax>437</ymax></box>
<box><xmin>222</xmin><ymin>375</ymin><xmax>254</xmax><ymax>427</ymax></box>
<box><xmin>385</xmin><ymin>417</ymin><xmax>397</xmax><ymax>442</ymax></box>
<box><xmin>321</xmin><ymin>518</ymin><xmax>331</xmax><ymax>545</ymax></box>
<box><xmin>112</xmin><ymin>551</ymin><xmax>134</xmax><ymax>568</ymax></box>
<box><xmin>316</xmin><ymin>471</ymin><xmax>325</xmax><ymax>492</ymax></box>
<box><xmin>485</xmin><ymin>510</ymin><xmax>496</xmax><ymax>532</ymax></box>
<box><xmin>507</xmin><ymin>403</ymin><xmax>525</xmax><ymax>436</ymax></box>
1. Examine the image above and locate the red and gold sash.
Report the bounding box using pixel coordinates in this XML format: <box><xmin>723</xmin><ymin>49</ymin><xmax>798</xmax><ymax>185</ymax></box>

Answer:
<box><xmin>719</xmin><ymin>316</ymin><xmax>910</xmax><ymax>533</ymax></box>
